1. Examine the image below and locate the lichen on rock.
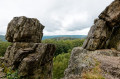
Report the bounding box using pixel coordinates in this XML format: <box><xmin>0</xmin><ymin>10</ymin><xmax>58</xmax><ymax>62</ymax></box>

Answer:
<box><xmin>2</xmin><ymin>16</ymin><xmax>56</xmax><ymax>79</ymax></box>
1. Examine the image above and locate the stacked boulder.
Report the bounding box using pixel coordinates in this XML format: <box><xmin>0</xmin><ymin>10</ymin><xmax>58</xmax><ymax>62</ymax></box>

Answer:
<box><xmin>3</xmin><ymin>16</ymin><xmax>56</xmax><ymax>79</ymax></box>
<box><xmin>64</xmin><ymin>0</ymin><xmax>120</xmax><ymax>79</ymax></box>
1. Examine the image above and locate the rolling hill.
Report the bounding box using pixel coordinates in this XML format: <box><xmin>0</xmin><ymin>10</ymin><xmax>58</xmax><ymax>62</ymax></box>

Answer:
<box><xmin>0</xmin><ymin>35</ymin><xmax>87</xmax><ymax>41</ymax></box>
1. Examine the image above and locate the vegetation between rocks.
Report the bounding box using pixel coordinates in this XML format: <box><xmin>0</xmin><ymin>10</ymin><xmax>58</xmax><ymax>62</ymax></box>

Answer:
<box><xmin>42</xmin><ymin>39</ymin><xmax>84</xmax><ymax>56</ymax></box>
<box><xmin>0</xmin><ymin>40</ymin><xmax>11</xmax><ymax>56</ymax></box>
<box><xmin>81</xmin><ymin>59</ymin><xmax>105</xmax><ymax>79</ymax></box>
<box><xmin>0</xmin><ymin>38</ymin><xmax>84</xmax><ymax>79</ymax></box>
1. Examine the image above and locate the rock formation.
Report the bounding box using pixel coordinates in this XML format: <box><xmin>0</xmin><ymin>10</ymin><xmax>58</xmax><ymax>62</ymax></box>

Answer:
<box><xmin>83</xmin><ymin>0</ymin><xmax>120</xmax><ymax>51</ymax></box>
<box><xmin>1</xmin><ymin>16</ymin><xmax>56</xmax><ymax>79</ymax></box>
<box><xmin>6</xmin><ymin>16</ymin><xmax>44</xmax><ymax>43</ymax></box>
<box><xmin>64</xmin><ymin>0</ymin><xmax>120</xmax><ymax>79</ymax></box>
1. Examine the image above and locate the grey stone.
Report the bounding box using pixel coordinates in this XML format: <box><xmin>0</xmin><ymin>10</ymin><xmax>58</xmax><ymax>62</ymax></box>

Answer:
<box><xmin>3</xmin><ymin>16</ymin><xmax>56</xmax><ymax>79</ymax></box>
<box><xmin>83</xmin><ymin>0</ymin><xmax>120</xmax><ymax>51</ymax></box>
<box><xmin>6</xmin><ymin>16</ymin><xmax>44</xmax><ymax>43</ymax></box>
<box><xmin>3</xmin><ymin>42</ymin><xmax>55</xmax><ymax>79</ymax></box>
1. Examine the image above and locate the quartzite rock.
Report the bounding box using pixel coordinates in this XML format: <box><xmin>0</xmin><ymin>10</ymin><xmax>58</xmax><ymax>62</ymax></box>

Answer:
<box><xmin>64</xmin><ymin>47</ymin><xmax>120</xmax><ymax>79</ymax></box>
<box><xmin>3</xmin><ymin>16</ymin><xmax>56</xmax><ymax>79</ymax></box>
<box><xmin>83</xmin><ymin>0</ymin><xmax>120</xmax><ymax>51</ymax></box>
<box><xmin>99</xmin><ymin>0</ymin><xmax>120</xmax><ymax>27</ymax></box>
<box><xmin>6</xmin><ymin>16</ymin><xmax>44</xmax><ymax>43</ymax></box>
<box><xmin>82</xmin><ymin>19</ymin><xmax>112</xmax><ymax>50</ymax></box>
<box><xmin>4</xmin><ymin>43</ymin><xmax>55</xmax><ymax>79</ymax></box>
<box><xmin>64</xmin><ymin>0</ymin><xmax>120</xmax><ymax>79</ymax></box>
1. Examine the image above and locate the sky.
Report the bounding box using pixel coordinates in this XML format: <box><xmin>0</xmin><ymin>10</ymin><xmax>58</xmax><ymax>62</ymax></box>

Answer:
<box><xmin>0</xmin><ymin>0</ymin><xmax>114</xmax><ymax>36</ymax></box>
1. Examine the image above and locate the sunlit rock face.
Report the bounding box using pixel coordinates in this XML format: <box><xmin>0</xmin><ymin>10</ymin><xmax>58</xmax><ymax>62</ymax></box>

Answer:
<box><xmin>3</xmin><ymin>16</ymin><xmax>56</xmax><ymax>79</ymax></box>
<box><xmin>64</xmin><ymin>0</ymin><xmax>120</xmax><ymax>79</ymax></box>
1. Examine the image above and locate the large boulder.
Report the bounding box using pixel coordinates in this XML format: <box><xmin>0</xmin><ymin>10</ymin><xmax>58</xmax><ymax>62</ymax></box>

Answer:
<box><xmin>6</xmin><ymin>16</ymin><xmax>44</xmax><ymax>43</ymax></box>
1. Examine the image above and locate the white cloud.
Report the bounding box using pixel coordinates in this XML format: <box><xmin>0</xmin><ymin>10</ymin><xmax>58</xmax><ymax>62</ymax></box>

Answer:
<box><xmin>44</xmin><ymin>27</ymin><xmax>90</xmax><ymax>35</ymax></box>
<box><xmin>0</xmin><ymin>0</ymin><xmax>114</xmax><ymax>35</ymax></box>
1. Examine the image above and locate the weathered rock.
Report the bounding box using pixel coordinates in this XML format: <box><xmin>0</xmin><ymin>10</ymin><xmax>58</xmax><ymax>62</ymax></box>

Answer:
<box><xmin>64</xmin><ymin>0</ymin><xmax>120</xmax><ymax>79</ymax></box>
<box><xmin>6</xmin><ymin>16</ymin><xmax>44</xmax><ymax>43</ymax></box>
<box><xmin>83</xmin><ymin>0</ymin><xmax>120</xmax><ymax>51</ymax></box>
<box><xmin>64</xmin><ymin>47</ymin><xmax>120</xmax><ymax>79</ymax></box>
<box><xmin>82</xmin><ymin>19</ymin><xmax>112</xmax><ymax>50</ymax></box>
<box><xmin>2</xmin><ymin>16</ymin><xmax>56</xmax><ymax>79</ymax></box>
<box><xmin>107</xmin><ymin>26</ymin><xmax>120</xmax><ymax>51</ymax></box>
<box><xmin>3</xmin><ymin>42</ymin><xmax>55</xmax><ymax>79</ymax></box>
<box><xmin>64</xmin><ymin>47</ymin><xmax>96</xmax><ymax>79</ymax></box>
<box><xmin>99</xmin><ymin>0</ymin><xmax>120</xmax><ymax>27</ymax></box>
<box><xmin>18</xmin><ymin>44</ymin><xmax>55</xmax><ymax>79</ymax></box>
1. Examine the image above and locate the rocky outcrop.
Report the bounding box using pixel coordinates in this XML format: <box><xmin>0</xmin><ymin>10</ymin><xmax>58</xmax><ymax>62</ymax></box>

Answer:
<box><xmin>2</xmin><ymin>16</ymin><xmax>56</xmax><ymax>79</ymax></box>
<box><xmin>64</xmin><ymin>48</ymin><xmax>120</xmax><ymax>79</ymax></box>
<box><xmin>6</xmin><ymin>16</ymin><xmax>44</xmax><ymax>43</ymax></box>
<box><xmin>4</xmin><ymin>43</ymin><xmax>55</xmax><ymax>79</ymax></box>
<box><xmin>64</xmin><ymin>0</ymin><xmax>120</xmax><ymax>79</ymax></box>
<box><xmin>83</xmin><ymin>0</ymin><xmax>120</xmax><ymax>51</ymax></box>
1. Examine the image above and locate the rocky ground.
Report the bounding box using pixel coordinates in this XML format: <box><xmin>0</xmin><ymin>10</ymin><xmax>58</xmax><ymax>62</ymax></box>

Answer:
<box><xmin>63</xmin><ymin>47</ymin><xmax>120</xmax><ymax>79</ymax></box>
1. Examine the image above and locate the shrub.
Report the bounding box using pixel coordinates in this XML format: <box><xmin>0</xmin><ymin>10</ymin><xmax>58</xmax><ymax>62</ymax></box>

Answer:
<box><xmin>42</xmin><ymin>39</ymin><xmax>84</xmax><ymax>56</ymax></box>
<box><xmin>53</xmin><ymin>53</ymin><xmax>70</xmax><ymax>79</ymax></box>
<box><xmin>0</xmin><ymin>40</ymin><xmax>11</xmax><ymax>56</ymax></box>
<box><xmin>6</xmin><ymin>70</ymin><xmax>20</xmax><ymax>79</ymax></box>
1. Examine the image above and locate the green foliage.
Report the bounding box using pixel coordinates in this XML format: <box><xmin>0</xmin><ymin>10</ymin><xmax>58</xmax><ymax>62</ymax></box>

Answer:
<box><xmin>1</xmin><ymin>63</ymin><xmax>20</xmax><ymax>79</ymax></box>
<box><xmin>0</xmin><ymin>38</ymin><xmax>85</xmax><ymax>79</ymax></box>
<box><xmin>43</xmin><ymin>39</ymin><xmax>85</xmax><ymax>79</ymax></box>
<box><xmin>53</xmin><ymin>53</ymin><xmax>70</xmax><ymax>79</ymax></box>
<box><xmin>0</xmin><ymin>40</ymin><xmax>11</xmax><ymax>56</ymax></box>
<box><xmin>6</xmin><ymin>70</ymin><xmax>20</xmax><ymax>79</ymax></box>
<box><xmin>42</xmin><ymin>39</ymin><xmax>84</xmax><ymax>56</ymax></box>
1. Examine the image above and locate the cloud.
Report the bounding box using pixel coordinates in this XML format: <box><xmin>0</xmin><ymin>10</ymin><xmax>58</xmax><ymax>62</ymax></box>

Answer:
<box><xmin>0</xmin><ymin>0</ymin><xmax>114</xmax><ymax>35</ymax></box>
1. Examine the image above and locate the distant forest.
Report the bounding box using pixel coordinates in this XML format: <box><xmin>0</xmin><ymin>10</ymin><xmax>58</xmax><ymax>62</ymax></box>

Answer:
<box><xmin>0</xmin><ymin>35</ymin><xmax>87</xmax><ymax>41</ymax></box>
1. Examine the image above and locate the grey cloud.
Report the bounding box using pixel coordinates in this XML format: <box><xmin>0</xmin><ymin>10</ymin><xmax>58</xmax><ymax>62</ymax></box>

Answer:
<box><xmin>0</xmin><ymin>0</ymin><xmax>114</xmax><ymax>35</ymax></box>
<box><xmin>66</xmin><ymin>21</ymin><xmax>92</xmax><ymax>31</ymax></box>
<box><xmin>42</xmin><ymin>20</ymin><xmax>61</xmax><ymax>32</ymax></box>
